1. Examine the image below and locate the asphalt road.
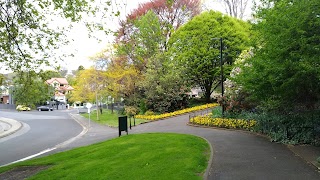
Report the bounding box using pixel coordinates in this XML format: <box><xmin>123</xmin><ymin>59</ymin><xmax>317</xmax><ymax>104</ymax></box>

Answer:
<box><xmin>0</xmin><ymin>109</ymin><xmax>83</xmax><ymax>166</ymax></box>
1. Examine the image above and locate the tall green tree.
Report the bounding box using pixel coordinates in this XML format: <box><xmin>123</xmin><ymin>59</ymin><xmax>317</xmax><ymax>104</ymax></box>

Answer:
<box><xmin>13</xmin><ymin>71</ymin><xmax>54</xmax><ymax>106</ymax></box>
<box><xmin>115</xmin><ymin>0</ymin><xmax>201</xmax><ymax>73</ymax></box>
<box><xmin>142</xmin><ymin>53</ymin><xmax>189</xmax><ymax>113</ymax></box>
<box><xmin>168</xmin><ymin>10</ymin><xmax>251</xmax><ymax>102</ymax></box>
<box><xmin>237</xmin><ymin>0</ymin><xmax>320</xmax><ymax>112</ymax></box>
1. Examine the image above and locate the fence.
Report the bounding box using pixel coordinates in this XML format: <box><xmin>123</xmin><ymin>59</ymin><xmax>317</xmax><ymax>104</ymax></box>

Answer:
<box><xmin>0</xmin><ymin>104</ymin><xmax>15</xmax><ymax>110</ymax></box>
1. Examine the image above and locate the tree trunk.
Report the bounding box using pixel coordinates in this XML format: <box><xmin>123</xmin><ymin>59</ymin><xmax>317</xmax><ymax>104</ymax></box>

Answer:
<box><xmin>204</xmin><ymin>87</ymin><xmax>211</xmax><ymax>103</ymax></box>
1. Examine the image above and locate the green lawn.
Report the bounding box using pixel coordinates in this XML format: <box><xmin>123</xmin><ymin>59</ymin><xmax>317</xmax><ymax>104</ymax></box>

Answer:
<box><xmin>82</xmin><ymin>109</ymin><xmax>148</xmax><ymax>127</ymax></box>
<box><xmin>0</xmin><ymin>133</ymin><xmax>210</xmax><ymax>180</ymax></box>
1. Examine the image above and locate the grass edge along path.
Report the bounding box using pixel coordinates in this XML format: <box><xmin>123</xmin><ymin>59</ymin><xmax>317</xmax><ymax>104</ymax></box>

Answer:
<box><xmin>0</xmin><ymin>133</ymin><xmax>210</xmax><ymax>180</ymax></box>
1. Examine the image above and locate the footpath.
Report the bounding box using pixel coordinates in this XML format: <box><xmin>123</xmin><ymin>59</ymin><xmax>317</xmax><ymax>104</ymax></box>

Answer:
<box><xmin>1</xmin><ymin>112</ymin><xmax>320</xmax><ymax>179</ymax></box>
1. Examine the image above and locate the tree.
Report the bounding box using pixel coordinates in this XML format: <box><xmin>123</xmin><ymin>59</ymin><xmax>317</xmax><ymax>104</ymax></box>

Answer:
<box><xmin>168</xmin><ymin>10</ymin><xmax>251</xmax><ymax>102</ymax></box>
<box><xmin>236</xmin><ymin>0</ymin><xmax>320</xmax><ymax>113</ymax></box>
<box><xmin>69</xmin><ymin>68</ymin><xmax>104</xmax><ymax>103</ymax></box>
<box><xmin>116</xmin><ymin>10</ymin><xmax>165</xmax><ymax>73</ymax></box>
<box><xmin>142</xmin><ymin>53</ymin><xmax>189</xmax><ymax>113</ymax></box>
<box><xmin>215</xmin><ymin>0</ymin><xmax>251</xmax><ymax>19</ymax></box>
<box><xmin>0</xmin><ymin>0</ymin><xmax>120</xmax><ymax>72</ymax></box>
<box><xmin>115</xmin><ymin>0</ymin><xmax>201</xmax><ymax>73</ymax></box>
<box><xmin>13</xmin><ymin>71</ymin><xmax>54</xmax><ymax>106</ymax></box>
<box><xmin>0</xmin><ymin>0</ymin><xmax>123</xmax><ymax>107</ymax></box>
<box><xmin>39</xmin><ymin>70</ymin><xmax>62</xmax><ymax>81</ymax></box>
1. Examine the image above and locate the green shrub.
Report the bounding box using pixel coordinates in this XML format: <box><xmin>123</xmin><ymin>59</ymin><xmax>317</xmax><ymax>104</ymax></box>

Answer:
<box><xmin>252</xmin><ymin>111</ymin><xmax>320</xmax><ymax>144</ymax></box>
<box><xmin>125</xmin><ymin>106</ymin><xmax>138</xmax><ymax>117</ymax></box>
<box><xmin>139</xmin><ymin>100</ymin><xmax>147</xmax><ymax>114</ymax></box>
<box><xmin>144</xmin><ymin>110</ymin><xmax>155</xmax><ymax>116</ymax></box>
<box><xmin>215</xmin><ymin>110</ymin><xmax>320</xmax><ymax>145</ymax></box>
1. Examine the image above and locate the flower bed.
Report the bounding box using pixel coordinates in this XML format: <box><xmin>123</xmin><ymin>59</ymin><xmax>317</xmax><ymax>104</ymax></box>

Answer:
<box><xmin>135</xmin><ymin>103</ymin><xmax>219</xmax><ymax>121</ymax></box>
<box><xmin>190</xmin><ymin>113</ymin><xmax>256</xmax><ymax>130</ymax></box>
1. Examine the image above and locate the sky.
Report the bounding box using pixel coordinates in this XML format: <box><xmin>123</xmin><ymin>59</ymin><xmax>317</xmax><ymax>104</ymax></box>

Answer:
<box><xmin>59</xmin><ymin>0</ymin><xmax>152</xmax><ymax>72</ymax></box>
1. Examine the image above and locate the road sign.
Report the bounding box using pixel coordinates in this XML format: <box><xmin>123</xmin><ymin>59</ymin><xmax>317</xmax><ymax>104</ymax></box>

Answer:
<box><xmin>86</xmin><ymin>103</ymin><xmax>92</xmax><ymax>128</ymax></box>
<box><xmin>86</xmin><ymin>103</ymin><xmax>92</xmax><ymax>109</ymax></box>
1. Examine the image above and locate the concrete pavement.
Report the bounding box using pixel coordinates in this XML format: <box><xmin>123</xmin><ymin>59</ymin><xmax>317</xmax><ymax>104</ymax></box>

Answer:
<box><xmin>0</xmin><ymin>117</ymin><xmax>22</xmax><ymax>138</ymax></box>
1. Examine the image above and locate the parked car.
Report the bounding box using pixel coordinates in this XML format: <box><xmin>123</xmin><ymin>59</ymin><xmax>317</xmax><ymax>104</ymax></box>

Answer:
<box><xmin>16</xmin><ymin>105</ymin><xmax>31</xmax><ymax>111</ymax></box>
<box><xmin>37</xmin><ymin>106</ymin><xmax>53</xmax><ymax>111</ymax></box>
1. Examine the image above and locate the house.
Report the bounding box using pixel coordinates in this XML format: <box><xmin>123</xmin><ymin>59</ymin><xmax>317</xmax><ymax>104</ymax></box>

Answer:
<box><xmin>187</xmin><ymin>87</ymin><xmax>203</xmax><ymax>98</ymax></box>
<box><xmin>46</xmin><ymin>78</ymin><xmax>74</xmax><ymax>104</ymax></box>
<box><xmin>0</xmin><ymin>85</ymin><xmax>14</xmax><ymax>104</ymax></box>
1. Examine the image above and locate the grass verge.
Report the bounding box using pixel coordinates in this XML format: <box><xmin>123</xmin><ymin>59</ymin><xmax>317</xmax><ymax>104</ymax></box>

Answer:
<box><xmin>82</xmin><ymin>109</ymin><xmax>148</xmax><ymax>127</ymax></box>
<box><xmin>0</xmin><ymin>133</ymin><xmax>210</xmax><ymax>180</ymax></box>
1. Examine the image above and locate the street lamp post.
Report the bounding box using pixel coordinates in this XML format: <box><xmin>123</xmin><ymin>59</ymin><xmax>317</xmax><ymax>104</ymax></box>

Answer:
<box><xmin>213</xmin><ymin>38</ymin><xmax>224</xmax><ymax>116</ymax></box>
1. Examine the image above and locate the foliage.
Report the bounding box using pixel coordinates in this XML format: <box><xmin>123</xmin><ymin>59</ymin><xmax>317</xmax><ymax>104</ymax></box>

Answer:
<box><xmin>104</xmin><ymin>58</ymin><xmax>141</xmax><ymax>102</ymax></box>
<box><xmin>124</xmin><ymin>106</ymin><xmax>138</xmax><ymax>117</ymax></box>
<box><xmin>39</xmin><ymin>70</ymin><xmax>62</xmax><ymax>81</ymax></box>
<box><xmin>116</xmin><ymin>0</ymin><xmax>201</xmax><ymax>60</ymax></box>
<box><xmin>0</xmin><ymin>0</ymin><xmax>124</xmax><ymax>73</ymax></box>
<box><xmin>0</xmin><ymin>74</ymin><xmax>5</xmax><ymax>86</ymax></box>
<box><xmin>138</xmin><ymin>100</ymin><xmax>148</xmax><ymax>114</ymax></box>
<box><xmin>68</xmin><ymin>68</ymin><xmax>101</xmax><ymax>102</ymax></box>
<box><xmin>13</xmin><ymin>71</ymin><xmax>54</xmax><ymax>106</ymax></box>
<box><xmin>114</xmin><ymin>3</ymin><xmax>199</xmax><ymax>113</ymax></box>
<box><xmin>219</xmin><ymin>49</ymin><xmax>254</xmax><ymax>113</ymax></box>
<box><xmin>136</xmin><ymin>103</ymin><xmax>219</xmax><ymax>120</ymax></box>
<box><xmin>190</xmin><ymin>113</ymin><xmax>256</xmax><ymax>130</ymax></box>
<box><xmin>237</xmin><ymin>0</ymin><xmax>320</xmax><ymax>113</ymax></box>
<box><xmin>116</xmin><ymin>10</ymin><xmax>165</xmax><ymax>73</ymax></box>
<box><xmin>144</xmin><ymin>110</ymin><xmax>155</xmax><ymax>116</ymax></box>
<box><xmin>168</xmin><ymin>10</ymin><xmax>251</xmax><ymax>102</ymax></box>
<box><xmin>252</xmin><ymin>111</ymin><xmax>320</xmax><ymax>144</ymax></box>
<box><xmin>0</xmin><ymin>133</ymin><xmax>209</xmax><ymax>180</ymax></box>
<box><xmin>142</xmin><ymin>53</ymin><xmax>189</xmax><ymax>113</ymax></box>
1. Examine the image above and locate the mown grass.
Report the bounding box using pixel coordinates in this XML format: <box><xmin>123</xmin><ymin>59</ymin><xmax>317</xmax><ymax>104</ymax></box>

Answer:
<box><xmin>0</xmin><ymin>133</ymin><xmax>210</xmax><ymax>180</ymax></box>
<box><xmin>82</xmin><ymin>109</ymin><xmax>148</xmax><ymax>127</ymax></box>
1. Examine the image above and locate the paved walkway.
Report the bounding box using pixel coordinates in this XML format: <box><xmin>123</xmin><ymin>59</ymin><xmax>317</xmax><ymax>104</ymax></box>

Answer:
<box><xmin>2</xmin><ymin>112</ymin><xmax>320</xmax><ymax>179</ymax></box>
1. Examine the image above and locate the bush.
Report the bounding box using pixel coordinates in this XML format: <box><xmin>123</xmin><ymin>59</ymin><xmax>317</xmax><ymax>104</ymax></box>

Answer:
<box><xmin>125</xmin><ymin>106</ymin><xmax>138</xmax><ymax>117</ymax></box>
<box><xmin>144</xmin><ymin>110</ymin><xmax>155</xmax><ymax>115</ymax></box>
<box><xmin>139</xmin><ymin>100</ymin><xmax>147</xmax><ymax>114</ymax></box>
<box><xmin>207</xmin><ymin>108</ymin><xmax>320</xmax><ymax>145</ymax></box>
<box><xmin>254</xmin><ymin>111</ymin><xmax>320</xmax><ymax>144</ymax></box>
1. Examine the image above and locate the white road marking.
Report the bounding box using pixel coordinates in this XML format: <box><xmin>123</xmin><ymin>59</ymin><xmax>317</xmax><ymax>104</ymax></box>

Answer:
<box><xmin>0</xmin><ymin>113</ymin><xmax>88</xmax><ymax>167</ymax></box>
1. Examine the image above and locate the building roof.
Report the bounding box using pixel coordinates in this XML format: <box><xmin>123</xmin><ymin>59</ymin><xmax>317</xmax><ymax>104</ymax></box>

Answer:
<box><xmin>57</xmin><ymin>85</ymin><xmax>74</xmax><ymax>91</ymax></box>
<box><xmin>46</xmin><ymin>78</ymin><xmax>69</xmax><ymax>85</ymax></box>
